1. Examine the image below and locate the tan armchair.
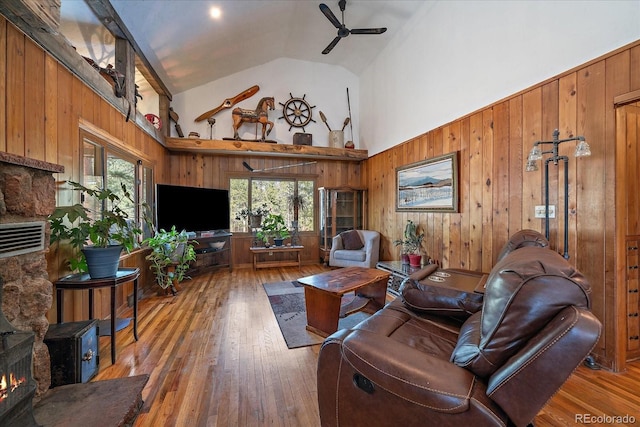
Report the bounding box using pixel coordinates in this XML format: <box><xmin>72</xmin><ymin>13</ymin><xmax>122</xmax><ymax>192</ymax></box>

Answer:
<box><xmin>329</xmin><ymin>230</ymin><xmax>380</xmax><ymax>269</ymax></box>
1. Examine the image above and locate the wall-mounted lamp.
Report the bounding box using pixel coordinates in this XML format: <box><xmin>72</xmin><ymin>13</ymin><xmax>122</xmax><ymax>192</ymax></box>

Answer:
<box><xmin>525</xmin><ymin>129</ymin><xmax>590</xmax><ymax>258</ymax></box>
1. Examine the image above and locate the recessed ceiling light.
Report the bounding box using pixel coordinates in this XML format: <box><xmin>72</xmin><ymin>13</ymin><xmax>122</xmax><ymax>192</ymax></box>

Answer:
<box><xmin>210</xmin><ymin>6</ymin><xmax>221</xmax><ymax>19</ymax></box>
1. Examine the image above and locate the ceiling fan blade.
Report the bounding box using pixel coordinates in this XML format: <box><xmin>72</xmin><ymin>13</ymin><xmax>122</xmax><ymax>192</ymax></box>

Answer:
<box><xmin>322</xmin><ymin>36</ymin><xmax>342</xmax><ymax>55</ymax></box>
<box><xmin>350</xmin><ymin>28</ymin><xmax>387</xmax><ymax>35</ymax></box>
<box><xmin>319</xmin><ymin>3</ymin><xmax>342</xmax><ymax>29</ymax></box>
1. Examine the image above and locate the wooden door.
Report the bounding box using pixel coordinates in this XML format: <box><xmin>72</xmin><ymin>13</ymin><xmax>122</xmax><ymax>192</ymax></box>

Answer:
<box><xmin>616</xmin><ymin>101</ymin><xmax>640</xmax><ymax>365</ymax></box>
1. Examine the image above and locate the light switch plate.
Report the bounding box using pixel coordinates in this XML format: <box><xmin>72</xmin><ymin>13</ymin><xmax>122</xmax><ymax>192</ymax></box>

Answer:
<box><xmin>535</xmin><ymin>205</ymin><xmax>556</xmax><ymax>218</ymax></box>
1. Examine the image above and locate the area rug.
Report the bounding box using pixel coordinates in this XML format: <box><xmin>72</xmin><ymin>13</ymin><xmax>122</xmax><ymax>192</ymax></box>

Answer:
<box><xmin>263</xmin><ymin>281</ymin><xmax>370</xmax><ymax>349</ymax></box>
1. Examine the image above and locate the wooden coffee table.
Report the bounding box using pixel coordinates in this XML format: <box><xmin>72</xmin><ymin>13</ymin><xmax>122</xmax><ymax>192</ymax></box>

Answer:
<box><xmin>297</xmin><ymin>267</ymin><xmax>390</xmax><ymax>337</ymax></box>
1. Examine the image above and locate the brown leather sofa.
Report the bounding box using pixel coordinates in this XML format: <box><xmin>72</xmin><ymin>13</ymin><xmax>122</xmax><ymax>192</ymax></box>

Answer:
<box><xmin>317</xmin><ymin>246</ymin><xmax>601</xmax><ymax>427</ymax></box>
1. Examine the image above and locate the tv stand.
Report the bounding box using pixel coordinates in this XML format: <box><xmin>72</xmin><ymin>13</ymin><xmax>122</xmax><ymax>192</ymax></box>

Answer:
<box><xmin>199</xmin><ymin>229</ymin><xmax>229</xmax><ymax>237</ymax></box>
<box><xmin>190</xmin><ymin>231</ymin><xmax>232</xmax><ymax>275</ymax></box>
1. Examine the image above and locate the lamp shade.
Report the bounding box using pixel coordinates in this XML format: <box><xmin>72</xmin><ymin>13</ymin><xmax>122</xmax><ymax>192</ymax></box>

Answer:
<box><xmin>525</xmin><ymin>159</ymin><xmax>538</xmax><ymax>172</ymax></box>
<box><xmin>574</xmin><ymin>140</ymin><xmax>591</xmax><ymax>157</ymax></box>
<box><xmin>528</xmin><ymin>145</ymin><xmax>543</xmax><ymax>161</ymax></box>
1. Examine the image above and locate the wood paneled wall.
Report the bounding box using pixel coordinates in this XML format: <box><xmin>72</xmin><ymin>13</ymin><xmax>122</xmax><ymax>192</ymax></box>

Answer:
<box><xmin>165</xmin><ymin>153</ymin><xmax>362</xmax><ymax>267</ymax></box>
<box><xmin>0</xmin><ymin>17</ymin><xmax>168</xmax><ymax>323</ymax></box>
<box><xmin>362</xmin><ymin>40</ymin><xmax>640</xmax><ymax>370</ymax></box>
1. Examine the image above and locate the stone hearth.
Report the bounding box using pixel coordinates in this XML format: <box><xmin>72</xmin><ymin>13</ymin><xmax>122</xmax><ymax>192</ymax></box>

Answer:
<box><xmin>33</xmin><ymin>374</ymin><xmax>149</xmax><ymax>426</ymax></box>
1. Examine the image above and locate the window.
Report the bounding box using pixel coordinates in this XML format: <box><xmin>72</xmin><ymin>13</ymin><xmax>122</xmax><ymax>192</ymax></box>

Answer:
<box><xmin>230</xmin><ymin>177</ymin><xmax>315</xmax><ymax>233</ymax></box>
<box><xmin>81</xmin><ymin>129</ymin><xmax>154</xmax><ymax>240</ymax></box>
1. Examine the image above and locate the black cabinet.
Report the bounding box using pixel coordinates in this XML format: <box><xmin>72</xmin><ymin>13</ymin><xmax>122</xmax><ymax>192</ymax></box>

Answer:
<box><xmin>44</xmin><ymin>320</ymin><xmax>99</xmax><ymax>387</ymax></box>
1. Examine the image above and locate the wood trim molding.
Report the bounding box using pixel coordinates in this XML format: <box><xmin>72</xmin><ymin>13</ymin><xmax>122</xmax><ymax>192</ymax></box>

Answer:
<box><xmin>79</xmin><ymin>118</ymin><xmax>153</xmax><ymax>163</ymax></box>
<box><xmin>614</xmin><ymin>89</ymin><xmax>640</xmax><ymax>106</ymax></box>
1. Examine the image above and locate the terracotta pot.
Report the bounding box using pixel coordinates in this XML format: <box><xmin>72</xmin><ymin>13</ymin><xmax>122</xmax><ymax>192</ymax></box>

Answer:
<box><xmin>408</xmin><ymin>254</ymin><xmax>422</xmax><ymax>267</ymax></box>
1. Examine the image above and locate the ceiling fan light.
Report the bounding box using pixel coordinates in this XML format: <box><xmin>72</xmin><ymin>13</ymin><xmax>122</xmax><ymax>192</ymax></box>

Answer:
<box><xmin>319</xmin><ymin>0</ymin><xmax>387</xmax><ymax>54</ymax></box>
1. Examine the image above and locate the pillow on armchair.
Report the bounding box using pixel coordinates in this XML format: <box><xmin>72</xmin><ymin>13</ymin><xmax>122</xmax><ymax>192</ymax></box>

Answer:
<box><xmin>340</xmin><ymin>230</ymin><xmax>364</xmax><ymax>250</ymax></box>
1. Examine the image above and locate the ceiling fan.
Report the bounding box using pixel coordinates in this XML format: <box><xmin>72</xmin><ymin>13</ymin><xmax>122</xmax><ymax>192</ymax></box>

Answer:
<box><xmin>319</xmin><ymin>0</ymin><xmax>387</xmax><ymax>54</ymax></box>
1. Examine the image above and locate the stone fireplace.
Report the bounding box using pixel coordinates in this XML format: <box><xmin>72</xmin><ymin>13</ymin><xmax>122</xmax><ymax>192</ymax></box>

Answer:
<box><xmin>0</xmin><ymin>151</ymin><xmax>64</xmax><ymax>404</ymax></box>
<box><xmin>0</xmin><ymin>152</ymin><xmax>148</xmax><ymax>426</ymax></box>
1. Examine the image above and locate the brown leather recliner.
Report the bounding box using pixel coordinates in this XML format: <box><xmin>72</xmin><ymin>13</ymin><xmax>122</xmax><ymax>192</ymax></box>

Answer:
<box><xmin>494</xmin><ymin>228</ymin><xmax>549</xmax><ymax>262</ymax></box>
<box><xmin>317</xmin><ymin>247</ymin><xmax>601</xmax><ymax>427</ymax></box>
<box><xmin>401</xmin><ymin>228</ymin><xmax>550</xmax><ymax>319</ymax></box>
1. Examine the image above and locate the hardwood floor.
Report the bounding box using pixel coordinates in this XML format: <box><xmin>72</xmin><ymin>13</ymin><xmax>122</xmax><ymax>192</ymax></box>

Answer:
<box><xmin>94</xmin><ymin>265</ymin><xmax>640</xmax><ymax>427</ymax></box>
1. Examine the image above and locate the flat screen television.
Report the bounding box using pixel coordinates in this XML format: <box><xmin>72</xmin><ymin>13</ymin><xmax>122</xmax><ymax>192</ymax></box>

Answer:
<box><xmin>156</xmin><ymin>184</ymin><xmax>230</xmax><ymax>233</ymax></box>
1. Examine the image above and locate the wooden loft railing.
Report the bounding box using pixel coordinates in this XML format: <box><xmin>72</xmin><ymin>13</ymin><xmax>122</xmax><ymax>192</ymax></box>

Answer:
<box><xmin>0</xmin><ymin>2</ymin><xmax>367</xmax><ymax>163</ymax></box>
<box><xmin>164</xmin><ymin>137</ymin><xmax>368</xmax><ymax>161</ymax></box>
<box><xmin>0</xmin><ymin>0</ymin><xmax>163</xmax><ymax>139</ymax></box>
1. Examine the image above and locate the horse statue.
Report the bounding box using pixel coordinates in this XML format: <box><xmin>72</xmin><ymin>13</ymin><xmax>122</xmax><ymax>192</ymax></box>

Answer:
<box><xmin>232</xmin><ymin>97</ymin><xmax>275</xmax><ymax>141</ymax></box>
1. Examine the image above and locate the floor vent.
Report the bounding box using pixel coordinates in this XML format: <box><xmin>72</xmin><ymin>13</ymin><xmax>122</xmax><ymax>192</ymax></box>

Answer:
<box><xmin>0</xmin><ymin>221</ymin><xmax>46</xmax><ymax>259</ymax></box>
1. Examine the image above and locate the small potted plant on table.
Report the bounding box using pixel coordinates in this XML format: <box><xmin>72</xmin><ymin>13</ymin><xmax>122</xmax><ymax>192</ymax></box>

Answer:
<box><xmin>393</xmin><ymin>219</ymin><xmax>425</xmax><ymax>267</ymax></box>
<box><xmin>49</xmin><ymin>181</ymin><xmax>142</xmax><ymax>278</ymax></box>
<box><xmin>257</xmin><ymin>213</ymin><xmax>291</xmax><ymax>247</ymax></box>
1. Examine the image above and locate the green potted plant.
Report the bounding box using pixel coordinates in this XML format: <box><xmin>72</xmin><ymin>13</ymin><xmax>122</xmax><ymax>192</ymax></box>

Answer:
<box><xmin>49</xmin><ymin>181</ymin><xmax>142</xmax><ymax>278</ymax></box>
<box><xmin>256</xmin><ymin>213</ymin><xmax>291</xmax><ymax>247</ymax></box>
<box><xmin>393</xmin><ymin>219</ymin><xmax>424</xmax><ymax>267</ymax></box>
<box><xmin>393</xmin><ymin>239</ymin><xmax>411</xmax><ymax>265</ymax></box>
<box><xmin>143</xmin><ymin>226</ymin><xmax>197</xmax><ymax>295</ymax></box>
<box><xmin>235</xmin><ymin>204</ymin><xmax>271</xmax><ymax>229</ymax></box>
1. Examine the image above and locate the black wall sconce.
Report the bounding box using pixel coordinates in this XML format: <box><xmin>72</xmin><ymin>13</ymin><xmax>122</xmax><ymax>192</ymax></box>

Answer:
<box><xmin>525</xmin><ymin>129</ymin><xmax>591</xmax><ymax>259</ymax></box>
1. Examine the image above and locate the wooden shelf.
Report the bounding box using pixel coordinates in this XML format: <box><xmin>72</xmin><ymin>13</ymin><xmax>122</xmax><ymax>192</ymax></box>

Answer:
<box><xmin>249</xmin><ymin>246</ymin><xmax>303</xmax><ymax>270</ymax></box>
<box><xmin>164</xmin><ymin>137</ymin><xmax>368</xmax><ymax>161</ymax></box>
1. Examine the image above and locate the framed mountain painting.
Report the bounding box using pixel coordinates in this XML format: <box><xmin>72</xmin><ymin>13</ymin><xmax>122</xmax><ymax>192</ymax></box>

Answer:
<box><xmin>396</xmin><ymin>152</ymin><xmax>459</xmax><ymax>212</ymax></box>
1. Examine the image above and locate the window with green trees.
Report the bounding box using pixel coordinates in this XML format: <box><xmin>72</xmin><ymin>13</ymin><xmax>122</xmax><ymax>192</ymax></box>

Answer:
<box><xmin>230</xmin><ymin>177</ymin><xmax>314</xmax><ymax>233</ymax></box>
<box><xmin>81</xmin><ymin>129</ymin><xmax>153</xmax><ymax>240</ymax></box>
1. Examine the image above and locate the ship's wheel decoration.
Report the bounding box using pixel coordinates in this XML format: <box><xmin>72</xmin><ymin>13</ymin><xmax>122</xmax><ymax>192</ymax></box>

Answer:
<box><xmin>279</xmin><ymin>93</ymin><xmax>316</xmax><ymax>132</ymax></box>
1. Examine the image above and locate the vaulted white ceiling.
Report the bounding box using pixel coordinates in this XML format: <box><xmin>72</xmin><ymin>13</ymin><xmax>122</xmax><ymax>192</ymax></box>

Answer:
<box><xmin>60</xmin><ymin>0</ymin><xmax>424</xmax><ymax>95</ymax></box>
